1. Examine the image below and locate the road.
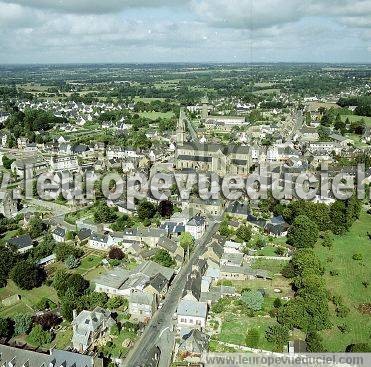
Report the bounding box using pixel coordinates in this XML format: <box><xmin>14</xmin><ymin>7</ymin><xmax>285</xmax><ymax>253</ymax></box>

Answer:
<box><xmin>122</xmin><ymin>220</ymin><xmax>221</xmax><ymax>367</ymax></box>
<box><xmin>288</xmin><ymin>110</ymin><xmax>304</xmax><ymax>140</ymax></box>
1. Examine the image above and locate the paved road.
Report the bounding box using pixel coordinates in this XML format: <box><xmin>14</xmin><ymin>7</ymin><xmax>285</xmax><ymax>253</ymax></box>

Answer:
<box><xmin>122</xmin><ymin>220</ymin><xmax>221</xmax><ymax>367</ymax></box>
<box><xmin>289</xmin><ymin>110</ymin><xmax>304</xmax><ymax>140</ymax></box>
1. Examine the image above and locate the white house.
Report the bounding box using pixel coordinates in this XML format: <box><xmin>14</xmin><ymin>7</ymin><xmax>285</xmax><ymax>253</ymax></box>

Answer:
<box><xmin>185</xmin><ymin>216</ymin><xmax>206</xmax><ymax>240</ymax></box>
<box><xmin>177</xmin><ymin>299</ymin><xmax>208</xmax><ymax>330</ymax></box>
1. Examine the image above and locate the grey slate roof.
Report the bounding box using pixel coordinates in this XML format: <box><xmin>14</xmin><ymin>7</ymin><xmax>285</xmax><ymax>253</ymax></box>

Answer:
<box><xmin>8</xmin><ymin>234</ymin><xmax>33</xmax><ymax>250</ymax></box>
<box><xmin>177</xmin><ymin>299</ymin><xmax>207</xmax><ymax>318</ymax></box>
<box><xmin>0</xmin><ymin>344</ymin><xmax>102</xmax><ymax>367</ymax></box>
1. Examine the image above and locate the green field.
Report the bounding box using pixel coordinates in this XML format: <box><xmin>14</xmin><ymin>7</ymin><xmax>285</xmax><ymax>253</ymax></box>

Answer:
<box><xmin>316</xmin><ymin>211</ymin><xmax>371</xmax><ymax>351</ymax></box>
<box><xmin>0</xmin><ymin>281</ymin><xmax>59</xmax><ymax>317</ymax></box>
<box><xmin>138</xmin><ymin>111</ymin><xmax>175</xmax><ymax>120</ymax></box>
<box><xmin>341</xmin><ymin>115</ymin><xmax>371</xmax><ymax>126</ymax></box>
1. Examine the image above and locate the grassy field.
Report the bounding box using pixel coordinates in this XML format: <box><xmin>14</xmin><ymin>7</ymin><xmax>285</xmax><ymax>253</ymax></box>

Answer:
<box><xmin>0</xmin><ymin>281</ymin><xmax>59</xmax><ymax>317</ymax></box>
<box><xmin>138</xmin><ymin>111</ymin><xmax>175</xmax><ymax>120</ymax></box>
<box><xmin>217</xmin><ymin>312</ymin><xmax>276</xmax><ymax>349</ymax></box>
<box><xmin>133</xmin><ymin>97</ymin><xmax>166</xmax><ymax>102</ymax></box>
<box><xmin>253</xmin><ymin>88</ymin><xmax>280</xmax><ymax>96</ymax></box>
<box><xmin>341</xmin><ymin>114</ymin><xmax>371</xmax><ymax>126</ymax></box>
<box><xmin>316</xmin><ymin>211</ymin><xmax>371</xmax><ymax>351</ymax></box>
<box><xmin>251</xmin><ymin>258</ymin><xmax>287</xmax><ymax>276</ymax></box>
<box><xmin>231</xmin><ymin>276</ymin><xmax>294</xmax><ymax>298</ymax></box>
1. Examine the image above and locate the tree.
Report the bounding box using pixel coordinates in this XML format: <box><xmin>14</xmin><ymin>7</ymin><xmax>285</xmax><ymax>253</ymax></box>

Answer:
<box><xmin>219</xmin><ymin>219</ymin><xmax>231</xmax><ymax>237</ymax></box>
<box><xmin>321</xmin><ymin>231</ymin><xmax>333</xmax><ymax>249</ymax></box>
<box><xmin>10</xmin><ymin>262</ymin><xmax>45</xmax><ymax>290</ymax></box>
<box><xmin>345</xmin><ymin>343</ymin><xmax>371</xmax><ymax>352</ymax></box>
<box><xmin>2</xmin><ymin>155</ymin><xmax>15</xmax><ymax>169</ymax></box>
<box><xmin>330</xmin><ymin>200</ymin><xmax>349</xmax><ymax>235</ymax></box>
<box><xmin>94</xmin><ymin>201</ymin><xmax>117</xmax><ymax>223</ymax></box>
<box><xmin>64</xmin><ymin>255</ymin><xmax>80</xmax><ymax>269</ymax></box>
<box><xmin>28</xmin><ymin>214</ymin><xmax>47</xmax><ymax>238</ymax></box>
<box><xmin>27</xmin><ymin>325</ymin><xmax>52</xmax><ymax>346</ymax></box>
<box><xmin>273</xmin><ymin>298</ymin><xmax>282</xmax><ymax>308</ymax></box>
<box><xmin>107</xmin><ymin>296</ymin><xmax>127</xmax><ymax>310</ymax></box>
<box><xmin>245</xmin><ymin>328</ymin><xmax>260</xmax><ymax>348</ymax></box>
<box><xmin>265</xmin><ymin>324</ymin><xmax>290</xmax><ymax>349</ymax></box>
<box><xmin>137</xmin><ymin>200</ymin><xmax>157</xmax><ymax>221</ymax></box>
<box><xmin>151</xmin><ymin>249</ymin><xmax>175</xmax><ymax>268</ymax></box>
<box><xmin>0</xmin><ymin>245</ymin><xmax>18</xmax><ymax>287</ymax></box>
<box><xmin>33</xmin><ymin>312</ymin><xmax>61</xmax><ymax>330</ymax></box>
<box><xmin>87</xmin><ymin>292</ymin><xmax>108</xmax><ymax>309</ymax></box>
<box><xmin>290</xmin><ymin>249</ymin><xmax>324</xmax><ymax>278</ymax></box>
<box><xmin>108</xmin><ymin>247</ymin><xmax>125</xmax><ymax>260</ymax></box>
<box><xmin>13</xmin><ymin>314</ymin><xmax>33</xmax><ymax>335</ymax></box>
<box><xmin>241</xmin><ymin>290</ymin><xmax>264</xmax><ymax>311</ymax></box>
<box><xmin>158</xmin><ymin>200</ymin><xmax>174</xmax><ymax>218</ymax></box>
<box><xmin>0</xmin><ymin>317</ymin><xmax>11</xmax><ymax>337</ymax></box>
<box><xmin>179</xmin><ymin>232</ymin><xmax>195</xmax><ymax>252</ymax></box>
<box><xmin>236</xmin><ymin>225</ymin><xmax>252</xmax><ymax>243</ymax></box>
<box><xmin>287</xmin><ymin>215</ymin><xmax>319</xmax><ymax>248</ymax></box>
<box><xmin>111</xmin><ymin>214</ymin><xmax>133</xmax><ymax>231</ymax></box>
<box><xmin>55</xmin><ymin>243</ymin><xmax>83</xmax><ymax>262</ymax></box>
<box><xmin>306</xmin><ymin>331</ymin><xmax>326</xmax><ymax>352</ymax></box>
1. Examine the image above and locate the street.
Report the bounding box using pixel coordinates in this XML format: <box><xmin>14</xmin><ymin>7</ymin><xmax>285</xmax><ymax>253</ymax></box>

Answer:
<box><xmin>122</xmin><ymin>220</ymin><xmax>221</xmax><ymax>367</ymax></box>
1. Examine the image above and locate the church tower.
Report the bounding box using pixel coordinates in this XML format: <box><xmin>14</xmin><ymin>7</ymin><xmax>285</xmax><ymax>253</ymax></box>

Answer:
<box><xmin>176</xmin><ymin>108</ymin><xmax>186</xmax><ymax>146</ymax></box>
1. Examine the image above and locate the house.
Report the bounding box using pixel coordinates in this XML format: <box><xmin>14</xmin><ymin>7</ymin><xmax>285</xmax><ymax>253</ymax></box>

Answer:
<box><xmin>88</xmin><ymin>232</ymin><xmax>119</xmax><ymax>250</ymax></box>
<box><xmin>220</xmin><ymin>252</ymin><xmax>243</xmax><ymax>267</ymax></box>
<box><xmin>143</xmin><ymin>273</ymin><xmax>169</xmax><ymax>298</ymax></box>
<box><xmin>157</xmin><ymin>236</ymin><xmax>184</xmax><ymax>265</ymax></box>
<box><xmin>52</xmin><ymin>226</ymin><xmax>67</xmax><ymax>243</ymax></box>
<box><xmin>76</xmin><ymin>228</ymin><xmax>92</xmax><ymax>244</ymax></box>
<box><xmin>8</xmin><ymin>234</ymin><xmax>33</xmax><ymax>254</ymax></box>
<box><xmin>182</xmin><ymin>274</ymin><xmax>202</xmax><ymax>301</ymax></box>
<box><xmin>129</xmin><ymin>291</ymin><xmax>157</xmax><ymax>322</ymax></box>
<box><xmin>36</xmin><ymin>254</ymin><xmax>56</xmax><ymax>267</ymax></box>
<box><xmin>50</xmin><ymin>155</ymin><xmax>79</xmax><ymax>171</ymax></box>
<box><xmin>177</xmin><ymin>299</ymin><xmax>208</xmax><ymax>330</ymax></box>
<box><xmin>94</xmin><ymin>261</ymin><xmax>174</xmax><ymax>297</ymax></box>
<box><xmin>224</xmin><ymin>240</ymin><xmax>244</xmax><ymax>254</ymax></box>
<box><xmin>0</xmin><ymin>345</ymin><xmax>103</xmax><ymax>367</ymax></box>
<box><xmin>264</xmin><ymin>215</ymin><xmax>289</xmax><ymax>237</ymax></box>
<box><xmin>178</xmin><ymin>329</ymin><xmax>209</xmax><ymax>357</ymax></box>
<box><xmin>119</xmin><ymin>228</ymin><xmax>167</xmax><ymax>247</ymax></box>
<box><xmin>200</xmin><ymin>285</ymin><xmax>236</xmax><ymax>304</ymax></box>
<box><xmin>200</xmin><ymin>242</ymin><xmax>223</xmax><ymax>263</ymax></box>
<box><xmin>72</xmin><ymin>307</ymin><xmax>115</xmax><ymax>352</ymax></box>
<box><xmin>185</xmin><ymin>216</ymin><xmax>206</xmax><ymax>239</ymax></box>
<box><xmin>0</xmin><ymin>190</ymin><xmax>18</xmax><ymax>218</ymax></box>
<box><xmin>220</xmin><ymin>265</ymin><xmax>271</xmax><ymax>281</ymax></box>
<box><xmin>225</xmin><ymin>201</ymin><xmax>250</xmax><ymax>220</ymax></box>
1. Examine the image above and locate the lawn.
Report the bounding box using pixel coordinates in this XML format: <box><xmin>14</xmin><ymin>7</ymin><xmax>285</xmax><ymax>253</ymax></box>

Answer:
<box><xmin>74</xmin><ymin>254</ymin><xmax>104</xmax><ymax>274</ymax></box>
<box><xmin>217</xmin><ymin>312</ymin><xmax>276</xmax><ymax>350</ymax></box>
<box><xmin>341</xmin><ymin>114</ymin><xmax>371</xmax><ymax>126</ymax></box>
<box><xmin>53</xmin><ymin>324</ymin><xmax>73</xmax><ymax>350</ymax></box>
<box><xmin>251</xmin><ymin>258</ymin><xmax>286</xmax><ymax>276</ymax></box>
<box><xmin>315</xmin><ymin>211</ymin><xmax>371</xmax><ymax>352</ymax></box>
<box><xmin>230</xmin><ymin>276</ymin><xmax>294</xmax><ymax>298</ymax></box>
<box><xmin>0</xmin><ymin>281</ymin><xmax>59</xmax><ymax>317</ymax></box>
<box><xmin>138</xmin><ymin>111</ymin><xmax>175</xmax><ymax>120</ymax></box>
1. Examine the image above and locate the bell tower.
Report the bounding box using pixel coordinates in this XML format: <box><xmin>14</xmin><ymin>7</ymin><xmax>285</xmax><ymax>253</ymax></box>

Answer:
<box><xmin>177</xmin><ymin>108</ymin><xmax>186</xmax><ymax>146</ymax></box>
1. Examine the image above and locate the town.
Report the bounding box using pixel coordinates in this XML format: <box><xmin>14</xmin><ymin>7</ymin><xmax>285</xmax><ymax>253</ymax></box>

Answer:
<box><xmin>0</xmin><ymin>63</ymin><xmax>370</xmax><ymax>367</ymax></box>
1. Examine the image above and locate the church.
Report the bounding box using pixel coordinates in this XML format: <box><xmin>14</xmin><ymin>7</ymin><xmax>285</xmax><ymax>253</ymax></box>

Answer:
<box><xmin>175</xmin><ymin>109</ymin><xmax>251</xmax><ymax>176</ymax></box>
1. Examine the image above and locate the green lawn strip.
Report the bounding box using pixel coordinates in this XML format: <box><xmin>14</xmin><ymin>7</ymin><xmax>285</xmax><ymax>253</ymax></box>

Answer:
<box><xmin>315</xmin><ymin>211</ymin><xmax>371</xmax><ymax>351</ymax></box>
<box><xmin>138</xmin><ymin>111</ymin><xmax>175</xmax><ymax>120</ymax></box>
<box><xmin>341</xmin><ymin>115</ymin><xmax>371</xmax><ymax>126</ymax></box>
<box><xmin>251</xmin><ymin>259</ymin><xmax>286</xmax><ymax>275</ymax></box>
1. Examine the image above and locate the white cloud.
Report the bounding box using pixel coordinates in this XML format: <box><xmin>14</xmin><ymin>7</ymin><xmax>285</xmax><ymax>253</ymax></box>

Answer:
<box><xmin>1</xmin><ymin>0</ymin><xmax>188</xmax><ymax>14</ymax></box>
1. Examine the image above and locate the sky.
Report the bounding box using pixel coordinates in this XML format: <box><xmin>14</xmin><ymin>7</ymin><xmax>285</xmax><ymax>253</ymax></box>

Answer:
<box><xmin>0</xmin><ymin>0</ymin><xmax>370</xmax><ymax>64</ymax></box>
